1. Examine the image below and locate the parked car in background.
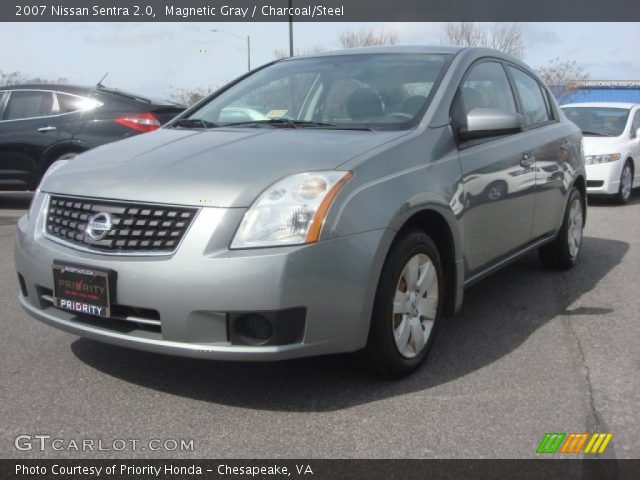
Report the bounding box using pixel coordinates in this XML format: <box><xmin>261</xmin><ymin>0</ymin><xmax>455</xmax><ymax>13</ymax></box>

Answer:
<box><xmin>16</xmin><ymin>47</ymin><xmax>586</xmax><ymax>377</ymax></box>
<box><xmin>561</xmin><ymin>102</ymin><xmax>639</xmax><ymax>203</ymax></box>
<box><xmin>0</xmin><ymin>84</ymin><xmax>185</xmax><ymax>191</ymax></box>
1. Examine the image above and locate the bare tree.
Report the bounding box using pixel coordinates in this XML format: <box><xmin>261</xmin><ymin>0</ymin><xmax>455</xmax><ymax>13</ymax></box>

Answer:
<box><xmin>536</xmin><ymin>58</ymin><xmax>588</xmax><ymax>87</ymax></box>
<box><xmin>168</xmin><ymin>85</ymin><xmax>217</xmax><ymax>106</ymax></box>
<box><xmin>0</xmin><ymin>70</ymin><xmax>68</xmax><ymax>87</ymax></box>
<box><xmin>536</xmin><ymin>58</ymin><xmax>588</xmax><ymax>101</ymax></box>
<box><xmin>273</xmin><ymin>44</ymin><xmax>327</xmax><ymax>60</ymax></box>
<box><xmin>338</xmin><ymin>26</ymin><xmax>399</xmax><ymax>49</ymax></box>
<box><xmin>440</xmin><ymin>22</ymin><xmax>524</xmax><ymax>59</ymax></box>
<box><xmin>440</xmin><ymin>22</ymin><xmax>486</xmax><ymax>49</ymax></box>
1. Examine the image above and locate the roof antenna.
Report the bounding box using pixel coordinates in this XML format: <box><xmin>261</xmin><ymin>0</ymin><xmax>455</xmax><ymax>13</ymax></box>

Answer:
<box><xmin>97</xmin><ymin>72</ymin><xmax>109</xmax><ymax>88</ymax></box>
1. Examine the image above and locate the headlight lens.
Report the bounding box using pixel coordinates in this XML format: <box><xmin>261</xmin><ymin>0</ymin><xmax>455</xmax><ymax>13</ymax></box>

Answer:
<box><xmin>585</xmin><ymin>153</ymin><xmax>621</xmax><ymax>165</ymax></box>
<box><xmin>231</xmin><ymin>171</ymin><xmax>353</xmax><ymax>249</ymax></box>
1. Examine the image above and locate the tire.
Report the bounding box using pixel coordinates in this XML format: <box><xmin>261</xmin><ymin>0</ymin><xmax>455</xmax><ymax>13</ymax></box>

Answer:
<box><xmin>614</xmin><ymin>161</ymin><xmax>633</xmax><ymax>204</ymax></box>
<box><xmin>361</xmin><ymin>229</ymin><xmax>444</xmax><ymax>378</ymax></box>
<box><xmin>538</xmin><ymin>186</ymin><xmax>584</xmax><ymax>270</ymax></box>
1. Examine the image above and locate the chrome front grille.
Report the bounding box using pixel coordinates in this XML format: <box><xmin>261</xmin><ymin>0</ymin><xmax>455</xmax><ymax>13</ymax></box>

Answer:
<box><xmin>45</xmin><ymin>195</ymin><xmax>198</xmax><ymax>254</ymax></box>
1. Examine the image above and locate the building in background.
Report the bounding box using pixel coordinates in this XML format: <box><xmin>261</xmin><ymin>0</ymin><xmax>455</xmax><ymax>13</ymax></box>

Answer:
<box><xmin>551</xmin><ymin>80</ymin><xmax>640</xmax><ymax>105</ymax></box>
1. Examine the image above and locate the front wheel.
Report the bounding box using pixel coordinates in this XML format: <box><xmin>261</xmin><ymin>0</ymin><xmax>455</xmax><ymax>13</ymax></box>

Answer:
<box><xmin>614</xmin><ymin>161</ymin><xmax>633</xmax><ymax>204</ymax></box>
<box><xmin>361</xmin><ymin>229</ymin><xmax>443</xmax><ymax>378</ymax></box>
<box><xmin>539</xmin><ymin>186</ymin><xmax>584</xmax><ymax>270</ymax></box>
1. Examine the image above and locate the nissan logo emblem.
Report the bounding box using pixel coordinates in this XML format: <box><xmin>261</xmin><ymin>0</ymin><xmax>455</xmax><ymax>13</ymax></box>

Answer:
<box><xmin>85</xmin><ymin>212</ymin><xmax>112</xmax><ymax>241</ymax></box>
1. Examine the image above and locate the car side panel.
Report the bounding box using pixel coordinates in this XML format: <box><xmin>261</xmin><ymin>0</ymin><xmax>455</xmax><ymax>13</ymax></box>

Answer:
<box><xmin>0</xmin><ymin>94</ymin><xmax>60</xmax><ymax>190</ymax></box>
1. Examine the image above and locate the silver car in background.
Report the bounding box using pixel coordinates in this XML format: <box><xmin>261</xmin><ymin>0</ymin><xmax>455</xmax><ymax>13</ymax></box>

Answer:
<box><xmin>15</xmin><ymin>46</ymin><xmax>586</xmax><ymax>377</ymax></box>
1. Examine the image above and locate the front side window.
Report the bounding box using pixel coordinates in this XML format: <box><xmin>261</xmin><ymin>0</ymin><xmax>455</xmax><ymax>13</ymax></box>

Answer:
<box><xmin>184</xmin><ymin>53</ymin><xmax>451</xmax><ymax>131</ymax></box>
<box><xmin>562</xmin><ymin>106</ymin><xmax>630</xmax><ymax>137</ymax></box>
<box><xmin>508</xmin><ymin>67</ymin><xmax>550</xmax><ymax>127</ymax></box>
<box><xmin>3</xmin><ymin>91</ymin><xmax>55</xmax><ymax>120</ymax></box>
<box><xmin>459</xmin><ymin>61</ymin><xmax>517</xmax><ymax>115</ymax></box>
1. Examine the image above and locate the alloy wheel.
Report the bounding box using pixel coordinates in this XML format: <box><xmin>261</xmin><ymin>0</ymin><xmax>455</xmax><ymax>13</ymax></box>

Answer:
<box><xmin>392</xmin><ymin>254</ymin><xmax>439</xmax><ymax>359</ymax></box>
<box><xmin>621</xmin><ymin>164</ymin><xmax>633</xmax><ymax>202</ymax></box>
<box><xmin>567</xmin><ymin>197</ymin><xmax>583</xmax><ymax>259</ymax></box>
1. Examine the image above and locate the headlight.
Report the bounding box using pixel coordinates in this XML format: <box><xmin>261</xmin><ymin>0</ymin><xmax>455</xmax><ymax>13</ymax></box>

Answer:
<box><xmin>585</xmin><ymin>153</ymin><xmax>621</xmax><ymax>165</ymax></box>
<box><xmin>231</xmin><ymin>171</ymin><xmax>353</xmax><ymax>249</ymax></box>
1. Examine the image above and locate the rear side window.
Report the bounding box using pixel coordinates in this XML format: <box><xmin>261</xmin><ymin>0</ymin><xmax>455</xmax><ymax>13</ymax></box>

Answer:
<box><xmin>57</xmin><ymin>92</ymin><xmax>102</xmax><ymax>114</ymax></box>
<box><xmin>508</xmin><ymin>67</ymin><xmax>550</xmax><ymax>127</ymax></box>
<box><xmin>3</xmin><ymin>91</ymin><xmax>55</xmax><ymax>120</ymax></box>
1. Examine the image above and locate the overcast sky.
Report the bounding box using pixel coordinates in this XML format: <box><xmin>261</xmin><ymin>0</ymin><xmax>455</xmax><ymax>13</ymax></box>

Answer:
<box><xmin>1</xmin><ymin>22</ymin><xmax>639</xmax><ymax>99</ymax></box>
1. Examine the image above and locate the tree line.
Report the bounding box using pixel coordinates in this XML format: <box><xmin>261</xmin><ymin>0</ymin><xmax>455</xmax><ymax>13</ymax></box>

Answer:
<box><xmin>1</xmin><ymin>24</ymin><xmax>588</xmax><ymax>105</ymax></box>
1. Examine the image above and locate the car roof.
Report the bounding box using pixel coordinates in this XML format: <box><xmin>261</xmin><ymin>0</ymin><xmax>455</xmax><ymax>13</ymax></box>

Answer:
<box><xmin>281</xmin><ymin>44</ymin><xmax>466</xmax><ymax>61</ymax></box>
<box><xmin>0</xmin><ymin>84</ymin><xmax>91</xmax><ymax>94</ymax></box>
<box><xmin>279</xmin><ymin>45</ymin><xmax>531</xmax><ymax>72</ymax></box>
<box><xmin>0</xmin><ymin>84</ymin><xmax>183</xmax><ymax>107</ymax></box>
<box><xmin>561</xmin><ymin>102</ymin><xmax>638</xmax><ymax>109</ymax></box>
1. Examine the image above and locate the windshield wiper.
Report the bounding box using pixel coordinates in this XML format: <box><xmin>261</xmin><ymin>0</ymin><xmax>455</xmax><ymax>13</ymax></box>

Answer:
<box><xmin>172</xmin><ymin>118</ymin><xmax>220</xmax><ymax>129</ymax></box>
<box><xmin>222</xmin><ymin>119</ymin><xmax>373</xmax><ymax>131</ymax></box>
<box><xmin>581</xmin><ymin>131</ymin><xmax>613</xmax><ymax>137</ymax></box>
<box><xmin>222</xmin><ymin>119</ymin><xmax>325</xmax><ymax>128</ymax></box>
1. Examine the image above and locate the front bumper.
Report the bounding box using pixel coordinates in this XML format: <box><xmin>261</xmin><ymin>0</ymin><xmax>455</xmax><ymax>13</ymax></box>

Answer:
<box><xmin>585</xmin><ymin>161</ymin><xmax>624</xmax><ymax>195</ymax></box>
<box><xmin>15</xmin><ymin>194</ymin><xmax>391</xmax><ymax>360</ymax></box>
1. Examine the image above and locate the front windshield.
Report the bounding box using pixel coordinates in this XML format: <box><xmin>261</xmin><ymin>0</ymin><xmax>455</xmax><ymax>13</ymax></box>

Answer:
<box><xmin>184</xmin><ymin>53</ymin><xmax>451</xmax><ymax>130</ymax></box>
<box><xmin>562</xmin><ymin>106</ymin><xmax>630</xmax><ymax>137</ymax></box>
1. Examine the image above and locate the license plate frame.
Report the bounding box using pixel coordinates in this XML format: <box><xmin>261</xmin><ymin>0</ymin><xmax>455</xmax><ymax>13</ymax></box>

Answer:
<box><xmin>52</xmin><ymin>262</ymin><xmax>115</xmax><ymax>318</ymax></box>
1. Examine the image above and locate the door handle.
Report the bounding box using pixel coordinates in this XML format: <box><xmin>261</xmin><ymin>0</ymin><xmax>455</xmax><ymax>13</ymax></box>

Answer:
<box><xmin>520</xmin><ymin>153</ymin><xmax>535</xmax><ymax>168</ymax></box>
<box><xmin>37</xmin><ymin>126</ymin><xmax>56</xmax><ymax>133</ymax></box>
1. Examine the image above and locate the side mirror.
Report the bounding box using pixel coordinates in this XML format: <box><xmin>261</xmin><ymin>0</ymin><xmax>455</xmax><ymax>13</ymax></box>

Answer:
<box><xmin>459</xmin><ymin>108</ymin><xmax>522</xmax><ymax>141</ymax></box>
<box><xmin>635</xmin><ymin>128</ymin><xmax>640</xmax><ymax>140</ymax></box>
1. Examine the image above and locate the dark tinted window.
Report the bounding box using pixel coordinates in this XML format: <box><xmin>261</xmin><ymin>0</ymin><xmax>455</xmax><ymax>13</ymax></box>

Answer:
<box><xmin>4</xmin><ymin>91</ymin><xmax>54</xmax><ymax>120</ymax></box>
<box><xmin>57</xmin><ymin>92</ymin><xmax>101</xmax><ymax>113</ymax></box>
<box><xmin>460</xmin><ymin>62</ymin><xmax>517</xmax><ymax>115</ymax></box>
<box><xmin>508</xmin><ymin>67</ymin><xmax>550</xmax><ymax>127</ymax></box>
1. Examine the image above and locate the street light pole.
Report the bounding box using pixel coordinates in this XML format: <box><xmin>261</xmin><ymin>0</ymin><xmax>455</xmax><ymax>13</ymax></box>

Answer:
<box><xmin>288</xmin><ymin>0</ymin><xmax>294</xmax><ymax>57</ymax></box>
<box><xmin>211</xmin><ymin>29</ymin><xmax>251</xmax><ymax>72</ymax></box>
<box><xmin>289</xmin><ymin>0</ymin><xmax>293</xmax><ymax>57</ymax></box>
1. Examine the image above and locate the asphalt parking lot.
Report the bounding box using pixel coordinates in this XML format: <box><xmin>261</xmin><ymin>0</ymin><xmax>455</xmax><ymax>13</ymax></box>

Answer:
<box><xmin>1</xmin><ymin>191</ymin><xmax>638</xmax><ymax>459</ymax></box>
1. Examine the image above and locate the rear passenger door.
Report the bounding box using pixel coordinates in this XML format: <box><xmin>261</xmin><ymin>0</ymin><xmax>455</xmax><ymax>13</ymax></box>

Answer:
<box><xmin>506</xmin><ymin>65</ymin><xmax>570</xmax><ymax>239</ymax></box>
<box><xmin>453</xmin><ymin>60</ymin><xmax>537</xmax><ymax>274</ymax></box>
<box><xmin>0</xmin><ymin>90</ymin><xmax>59</xmax><ymax>189</ymax></box>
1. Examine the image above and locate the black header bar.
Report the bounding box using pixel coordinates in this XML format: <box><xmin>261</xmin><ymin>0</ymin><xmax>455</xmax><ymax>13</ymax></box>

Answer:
<box><xmin>2</xmin><ymin>0</ymin><xmax>640</xmax><ymax>22</ymax></box>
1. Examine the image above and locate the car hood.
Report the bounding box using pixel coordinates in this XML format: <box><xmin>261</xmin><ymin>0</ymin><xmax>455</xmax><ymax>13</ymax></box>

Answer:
<box><xmin>582</xmin><ymin>135</ymin><xmax>628</xmax><ymax>156</ymax></box>
<box><xmin>42</xmin><ymin>127</ymin><xmax>406</xmax><ymax>207</ymax></box>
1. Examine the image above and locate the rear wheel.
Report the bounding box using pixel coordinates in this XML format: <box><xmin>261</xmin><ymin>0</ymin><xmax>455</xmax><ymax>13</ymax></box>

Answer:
<box><xmin>614</xmin><ymin>161</ymin><xmax>633</xmax><ymax>204</ymax></box>
<box><xmin>361</xmin><ymin>229</ymin><xmax>443</xmax><ymax>378</ymax></box>
<box><xmin>539</xmin><ymin>186</ymin><xmax>584</xmax><ymax>270</ymax></box>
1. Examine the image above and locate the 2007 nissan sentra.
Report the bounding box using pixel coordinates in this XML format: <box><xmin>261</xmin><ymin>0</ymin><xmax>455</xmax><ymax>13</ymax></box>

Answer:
<box><xmin>15</xmin><ymin>46</ymin><xmax>586</xmax><ymax>377</ymax></box>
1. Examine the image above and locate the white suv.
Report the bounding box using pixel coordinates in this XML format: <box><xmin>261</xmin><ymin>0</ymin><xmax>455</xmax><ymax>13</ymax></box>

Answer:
<box><xmin>562</xmin><ymin>102</ymin><xmax>640</xmax><ymax>203</ymax></box>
